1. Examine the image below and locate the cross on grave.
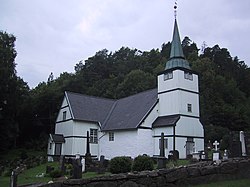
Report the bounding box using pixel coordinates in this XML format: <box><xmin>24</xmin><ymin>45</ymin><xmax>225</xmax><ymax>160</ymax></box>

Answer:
<box><xmin>157</xmin><ymin>132</ymin><xmax>167</xmax><ymax>169</ymax></box>
<box><xmin>213</xmin><ymin>140</ymin><xmax>220</xmax><ymax>151</ymax></box>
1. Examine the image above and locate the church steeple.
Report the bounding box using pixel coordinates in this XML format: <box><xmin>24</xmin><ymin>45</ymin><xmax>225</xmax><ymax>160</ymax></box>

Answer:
<box><xmin>165</xmin><ymin>3</ymin><xmax>190</xmax><ymax>70</ymax></box>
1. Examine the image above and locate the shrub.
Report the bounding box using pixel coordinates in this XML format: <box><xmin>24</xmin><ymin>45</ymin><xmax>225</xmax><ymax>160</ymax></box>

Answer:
<box><xmin>49</xmin><ymin>169</ymin><xmax>62</xmax><ymax>178</ymax></box>
<box><xmin>109</xmin><ymin>156</ymin><xmax>132</xmax><ymax>174</ymax></box>
<box><xmin>132</xmin><ymin>155</ymin><xmax>154</xmax><ymax>172</ymax></box>
<box><xmin>3</xmin><ymin>169</ymin><xmax>12</xmax><ymax>177</ymax></box>
<box><xmin>19</xmin><ymin>150</ymin><xmax>28</xmax><ymax>160</ymax></box>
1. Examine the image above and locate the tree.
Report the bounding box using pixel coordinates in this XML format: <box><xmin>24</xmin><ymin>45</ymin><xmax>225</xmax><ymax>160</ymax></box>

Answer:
<box><xmin>116</xmin><ymin>70</ymin><xmax>156</xmax><ymax>98</ymax></box>
<box><xmin>0</xmin><ymin>31</ymin><xmax>29</xmax><ymax>151</ymax></box>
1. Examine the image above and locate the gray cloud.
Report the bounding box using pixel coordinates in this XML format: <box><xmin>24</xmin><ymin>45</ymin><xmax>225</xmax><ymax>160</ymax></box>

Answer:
<box><xmin>1</xmin><ymin>0</ymin><xmax>249</xmax><ymax>88</ymax></box>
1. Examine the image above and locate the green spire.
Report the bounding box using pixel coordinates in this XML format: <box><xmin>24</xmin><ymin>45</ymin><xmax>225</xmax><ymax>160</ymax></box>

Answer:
<box><xmin>165</xmin><ymin>19</ymin><xmax>191</xmax><ymax>70</ymax></box>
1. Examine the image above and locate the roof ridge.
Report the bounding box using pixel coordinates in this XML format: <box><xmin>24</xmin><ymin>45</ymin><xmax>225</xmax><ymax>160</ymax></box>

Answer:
<box><xmin>118</xmin><ymin>88</ymin><xmax>157</xmax><ymax>100</ymax></box>
<box><xmin>65</xmin><ymin>91</ymin><xmax>116</xmax><ymax>102</ymax></box>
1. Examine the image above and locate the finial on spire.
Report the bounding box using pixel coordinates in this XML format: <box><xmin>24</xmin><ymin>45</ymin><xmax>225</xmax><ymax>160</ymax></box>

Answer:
<box><xmin>174</xmin><ymin>0</ymin><xmax>177</xmax><ymax>19</ymax></box>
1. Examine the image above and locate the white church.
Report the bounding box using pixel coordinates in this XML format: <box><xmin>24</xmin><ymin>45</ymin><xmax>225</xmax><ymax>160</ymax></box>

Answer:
<box><xmin>47</xmin><ymin>16</ymin><xmax>204</xmax><ymax>160</ymax></box>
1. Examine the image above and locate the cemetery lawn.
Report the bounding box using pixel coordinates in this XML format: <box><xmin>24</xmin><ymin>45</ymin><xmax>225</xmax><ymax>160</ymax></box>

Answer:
<box><xmin>193</xmin><ymin>179</ymin><xmax>250</xmax><ymax>187</ymax></box>
<box><xmin>0</xmin><ymin>160</ymin><xmax>111</xmax><ymax>187</ymax></box>
<box><xmin>83</xmin><ymin>172</ymin><xmax>111</xmax><ymax>178</ymax></box>
<box><xmin>0</xmin><ymin>162</ymin><xmax>58</xmax><ymax>187</ymax></box>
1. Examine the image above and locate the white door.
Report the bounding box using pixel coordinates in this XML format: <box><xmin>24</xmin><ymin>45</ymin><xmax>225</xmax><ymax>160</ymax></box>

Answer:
<box><xmin>186</xmin><ymin>138</ymin><xmax>194</xmax><ymax>157</ymax></box>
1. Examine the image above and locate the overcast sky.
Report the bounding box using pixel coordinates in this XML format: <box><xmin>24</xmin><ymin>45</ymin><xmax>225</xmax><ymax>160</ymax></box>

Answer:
<box><xmin>1</xmin><ymin>0</ymin><xmax>250</xmax><ymax>88</ymax></box>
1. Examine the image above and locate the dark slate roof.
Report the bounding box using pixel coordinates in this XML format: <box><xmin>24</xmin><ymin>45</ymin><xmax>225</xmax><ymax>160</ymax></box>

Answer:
<box><xmin>66</xmin><ymin>92</ymin><xmax>115</xmax><ymax>124</ymax></box>
<box><xmin>152</xmin><ymin>115</ymin><xmax>180</xmax><ymax>128</ymax></box>
<box><xmin>101</xmin><ymin>89</ymin><xmax>158</xmax><ymax>131</ymax></box>
<box><xmin>51</xmin><ymin>134</ymin><xmax>65</xmax><ymax>143</ymax></box>
<box><xmin>65</xmin><ymin>89</ymin><xmax>158</xmax><ymax>130</ymax></box>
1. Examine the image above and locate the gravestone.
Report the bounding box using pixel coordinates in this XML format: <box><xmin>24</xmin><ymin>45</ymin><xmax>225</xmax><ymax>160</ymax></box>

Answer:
<box><xmin>212</xmin><ymin>140</ymin><xmax>220</xmax><ymax>162</ymax></box>
<box><xmin>207</xmin><ymin>140</ymin><xmax>212</xmax><ymax>150</ymax></box>
<box><xmin>245</xmin><ymin>132</ymin><xmax>250</xmax><ymax>156</ymax></box>
<box><xmin>240</xmin><ymin>131</ymin><xmax>247</xmax><ymax>156</ymax></box>
<box><xmin>222</xmin><ymin>150</ymin><xmax>228</xmax><ymax>161</ymax></box>
<box><xmin>59</xmin><ymin>155</ymin><xmax>66</xmax><ymax>174</ymax></box>
<box><xmin>10</xmin><ymin>171</ymin><xmax>17</xmax><ymax>187</ymax></box>
<box><xmin>157</xmin><ymin>132</ymin><xmax>167</xmax><ymax>169</ymax></box>
<box><xmin>72</xmin><ymin>158</ymin><xmax>82</xmax><ymax>179</ymax></box>
<box><xmin>46</xmin><ymin>165</ymin><xmax>54</xmax><ymax>174</ymax></box>
<box><xmin>198</xmin><ymin>151</ymin><xmax>206</xmax><ymax>161</ymax></box>
<box><xmin>97</xmin><ymin>155</ymin><xmax>105</xmax><ymax>174</ymax></box>
<box><xmin>229</xmin><ymin>131</ymin><xmax>242</xmax><ymax>157</ymax></box>
<box><xmin>85</xmin><ymin>131</ymin><xmax>92</xmax><ymax>169</ymax></box>
<box><xmin>81</xmin><ymin>158</ymin><xmax>85</xmax><ymax>172</ymax></box>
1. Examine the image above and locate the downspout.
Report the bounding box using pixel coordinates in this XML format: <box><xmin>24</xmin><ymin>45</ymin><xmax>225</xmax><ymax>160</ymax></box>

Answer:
<box><xmin>173</xmin><ymin>125</ymin><xmax>176</xmax><ymax>151</ymax></box>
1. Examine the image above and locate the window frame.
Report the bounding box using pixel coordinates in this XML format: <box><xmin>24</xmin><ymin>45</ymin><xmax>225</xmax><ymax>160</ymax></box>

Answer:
<box><xmin>62</xmin><ymin>111</ymin><xmax>67</xmax><ymax>120</ymax></box>
<box><xmin>187</xmin><ymin>103</ymin><xmax>192</xmax><ymax>113</ymax></box>
<box><xmin>184</xmin><ymin>72</ymin><xmax>193</xmax><ymax>81</ymax></box>
<box><xmin>90</xmin><ymin>128</ymin><xmax>98</xmax><ymax>144</ymax></box>
<box><xmin>109</xmin><ymin>132</ymin><xmax>114</xmax><ymax>141</ymax></box>
<box><xmin>164</xmin><ymin>71</ymin><xmax>173</xmax><ymax>81</ymax></box>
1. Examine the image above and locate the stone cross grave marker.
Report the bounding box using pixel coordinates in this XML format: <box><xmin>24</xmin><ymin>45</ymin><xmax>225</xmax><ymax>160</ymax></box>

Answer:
<box><xmin>157</xmin><ymin>132</ymin><xmax>166</xmax><ymax>169</ymax></box>
<box><xmin>213</xmin><ymin>140</ymin><xmax>220</xmax><ymax>162</ymax></box>
<box><xmin>85</xmin><ymin>131</ymin><xmax>92</xmax><ymax>169</ymax></box>
<box><xmin>59</xmin><ymin>155</ymin><xmax>66</xmax><ymax>174</ymax></box>
<box><xmin>213</xmin><ymin>140</ymin><xmax>219</xmax><ymax>151</ymax></box>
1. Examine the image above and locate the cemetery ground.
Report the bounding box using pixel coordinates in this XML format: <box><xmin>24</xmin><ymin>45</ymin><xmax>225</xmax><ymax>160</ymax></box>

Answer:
<box><xmin>1</xmin><ymin>149</ymin><xmax>250</xmax><ymax>187</ymax></box>
<box><xmin>0</xmin><ymin>148</ymin><xmax>112</xmax><ymax>187</ymax></box>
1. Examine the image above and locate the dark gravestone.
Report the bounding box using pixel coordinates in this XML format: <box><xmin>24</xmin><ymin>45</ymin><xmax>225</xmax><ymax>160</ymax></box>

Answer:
<box><xmin>157</xmin><ymin>132</ymin><xmax>166</xmax><ymax>169</ymax></box>
<box><xmin>46</xmin><ymin>165</ymin><xmax>54</xmax><ymax>174</ymax></box>
<box><xmin>59</xmin><ymin>155</ymin><xmax>66</xmax><ymax>174</ymax></box>
<box><xmin>72</xmin><ymin>159</ymin><xmax>82</xmax><ymax>179</ymax></box>
<box><xmin>245</xmin><ymin>132</ymin><xmax>250</xmax><ymax>156</ymax></box>
<box><xmin>85</xmin><ymin>131</ymin><xmax>92</xmax><ymax>168</ymax></box>
<box><xmin>97</xmin><ymin>155</ymin><xmax>105</xmax><ymax>174</ymax></box>
<box><xmin>229</xmin><ymin>131</ymin><xmax>242</xmax><ymax>158</ymax></box>
<box><xmin>10</xmin><ymin>171</ymin><xmax>17</xmax><ymax>187</ymax></box>
<box><xmin>230</xmin><ymin>141</ymin><xmax>242</xmax><ymax>158</ymax></box>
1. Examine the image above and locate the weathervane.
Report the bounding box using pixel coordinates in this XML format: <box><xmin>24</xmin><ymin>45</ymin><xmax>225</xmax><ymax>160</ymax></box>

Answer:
<box><xmin>174</xmin><ymin>0</ymin><xmax>178</xmax><ymax>19</ymax></box>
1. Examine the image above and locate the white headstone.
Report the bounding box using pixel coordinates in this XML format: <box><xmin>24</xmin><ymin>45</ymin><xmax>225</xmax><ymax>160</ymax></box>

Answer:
<box><xmin>240</xmin><ymin>131</ymin><xmax>247</xmax><ymax>156</ymax></box>
<box><xmin>47</xmin><ymin>156</ymin><xmax>54</xmax><ymax>162</ymax></box>
<box><xmin>81</xmin><ymin>158</ymin><xmax>85</xmax><ymax>172</ymax></box>
<box><xmin>75</xmin><ymin>153</ymin><xmax>80</xmax><ymax>159</ymax></box>
<box><xmin>201</xmin><ymin>151</ymin><xmax>206</xmax><ymax>160</ymax></box>
<box><xmin>222</xmin><ymin>149</ymin><xmax>228</xmax><ymax>161</ymax></box>
<box><xmin>213</xmin><ymin>140</ymin><xmax>220</xmax><ymax>151</ymax></box>
<box><xmin>213</xmin><ymin>152</ymin><xmax>220</xmax><ymax>161</ymax></box>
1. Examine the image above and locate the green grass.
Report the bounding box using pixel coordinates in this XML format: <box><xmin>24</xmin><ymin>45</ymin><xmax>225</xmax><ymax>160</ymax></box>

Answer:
<box><xmin>192</xmin><ymin>179</ymin><xmax>250</xmax><ymax>187</ymax></box>
<box><xmin>0</xmin><ymin>161</ymin><xmax>111</xmax><ymax>187</ymax></box>
<box><xmin>82</xmin><ymin>172</ymin><xmax>111</xmax><ymax>178</ymax></box>
<box><xmin>166</xmin><ymin>159</ymin><xmax>190</xmax><ymax>168</ymax></box>
<box><xmin>0</xmin><ymin>162</ymin><xmax>58</xmax><ymax>187</ymax></box>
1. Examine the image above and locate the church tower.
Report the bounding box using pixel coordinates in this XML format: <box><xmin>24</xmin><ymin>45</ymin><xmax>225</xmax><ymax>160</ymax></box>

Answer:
<box><xmin>155</xmin><ymin>4</ymin><xmax>204</xmax><ymax>158</ymax></box>
<box><xmin>158</xmin><ymin>19</ymin><xmax>200</xmax><ymax>118</ymax></box>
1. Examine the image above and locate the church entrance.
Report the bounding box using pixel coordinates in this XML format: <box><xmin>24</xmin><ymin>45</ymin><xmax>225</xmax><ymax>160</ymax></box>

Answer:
<box><xmin>186</xmin><ymin>137</ymin><xmax>194</xmax><ymax>157</ymax></box>
<box><xmin>55</xmin><ymin>143</ymin><xmax>62</xmax><ymax>156</ymax></box>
